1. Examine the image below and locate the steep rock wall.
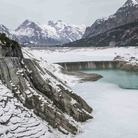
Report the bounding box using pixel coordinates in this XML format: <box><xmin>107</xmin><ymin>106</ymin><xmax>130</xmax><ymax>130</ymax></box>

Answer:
<box><xmin>0</xmin><ymin>57</ymin><xmax>92</xmax><ymax>135</ymax></box>
<box><xmin>0</xmin><ymin>33</ymin><xmax>23</xmax><ymax>58</ymax></box>
<box><xmin>0</xmin><ymin>34</ymin><xmax>93</xmax><ymax>135</ymax></box>
<box><xmin>57</xmin><ymin>60</ymin><xmax>138</xmax><ymax>72</ymax></box>
<box><xmin>57</xmin><ymin>61</ymin><xmax>120</xmax><ymax>71</ymax></box>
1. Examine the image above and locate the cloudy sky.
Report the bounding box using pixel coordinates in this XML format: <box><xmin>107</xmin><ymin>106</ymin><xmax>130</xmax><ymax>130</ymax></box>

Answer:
<box><xmin>0</xmin><ymin>0</ymin><xmax>126</xmax><ymax>29</ymax></box>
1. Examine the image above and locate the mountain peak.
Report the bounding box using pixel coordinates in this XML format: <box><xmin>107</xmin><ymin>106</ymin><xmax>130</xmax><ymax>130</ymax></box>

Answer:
<box><xmin>48</xmin><ymin>20</ymin><xmax>64</xmax><ymax>26</ymax></box>
<box><xmin>22</xmin><ymin>19</ymin><xmax>33</xmax><ymax>25</ymax></box>
<box><xmin>83</xmin><ymin>0</ymin><xmax>138</xmax><ymax>38</ymax></box>
<box><xmin>21</xmin><ymin>19</ymin><xmax>40</xmax><ymax>27</ymax></box>
<box><xmin>57</xmin><ymin>20</ymin><xmax>62</xmax><ymax>23</ymax></box>
<box><xmin>124</xmin><ymin>0</ymin><xmax>138</xmax><ymax>6</ymax></box>
<box><xmin>48</xmin><ymin>20</ymin><xmax>54</xmax><ymax>26</ymax></box>
<box><xmin>15</xmin><ymin>19</ymin><xmax>40</xmax><ymax>32</ymax></box>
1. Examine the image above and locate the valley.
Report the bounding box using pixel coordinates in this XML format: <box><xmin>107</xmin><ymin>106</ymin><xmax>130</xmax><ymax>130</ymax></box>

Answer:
<box><xmin>0</xmin><ymin>0</ymin><xmax>138</xmax><ymax>137</ymax></box>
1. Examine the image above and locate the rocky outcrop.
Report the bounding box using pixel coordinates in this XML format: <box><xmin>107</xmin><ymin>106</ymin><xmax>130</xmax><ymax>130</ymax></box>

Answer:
<box><xmin>0</xmin><ymin>57</ymin><xmax>93</xmax><ymax>134</ymax></box>
<box><xmin>0</xmin><ymin>33</ymin><xmax>23</xmax><ymax>58</ymax></box>
<box><xmin>119</xmin><ymin>62</ymin><xmax>138</xmax><ymax>71</ymax></box>
<box><xmin>114</xmin><ymin>56</ymin><xmax>138</xmax><ymax>71</ymax></box>
<box><xmin>0</xmin><ymin>34</ymin><xmax>93</xmax><ymax>135</ymax></box>
<box><xmin>83</xmin><ymin>0</ymin><xmax>138</xmax><ymax>38</ymax></box>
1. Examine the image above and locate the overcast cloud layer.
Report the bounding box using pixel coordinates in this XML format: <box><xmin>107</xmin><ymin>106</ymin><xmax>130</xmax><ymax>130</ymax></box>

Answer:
<box><xmin>0</xmin><ymin>0</ymin><xmax>126</xmax><ymax>29</ymax></box>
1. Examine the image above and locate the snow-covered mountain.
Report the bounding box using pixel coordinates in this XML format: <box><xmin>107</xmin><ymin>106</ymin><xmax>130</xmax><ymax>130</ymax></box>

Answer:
<box><xmin>64</xmin><ymin>18</ymin><xmax>138</xmax><ymax>47</ymax></box>
<box><xmin>83</xmin><ymin>0</ymin><xmax>138</xmax><ymax>38</ymax></box>
<box><xmin>14</xmin><ymin>20</ymin><xmax>60</xmax><ymax>45</ymax></box>
<box><xmin>47</xmin><ymin>20</ymin><xmax>85</xmax><ymax>43</ymax></box>
<box><xmin>0</xmin><ymin>24</ymin><xmax>13</xmax><ymax>38</ymax></box>
<box><xmin>0</xmin><ymin>20</ymin><xmax>85</xmax><ymax>45</ymax></box>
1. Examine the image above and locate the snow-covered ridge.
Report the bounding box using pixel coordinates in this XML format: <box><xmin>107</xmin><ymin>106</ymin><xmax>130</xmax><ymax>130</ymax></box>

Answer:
<box><xmin>0</xmin><ymin>19</ymin><xmax>86</xmax><ymax>45</ymax></box>
<box><xmin>83</xmin><ymin>0</ymin><xmax>138</xmax><ymax>38</ymax></box>
<box><xmin>123</xmin><ymin>0</ymin><xmax>138</xmax><ymax>7</ymax></box>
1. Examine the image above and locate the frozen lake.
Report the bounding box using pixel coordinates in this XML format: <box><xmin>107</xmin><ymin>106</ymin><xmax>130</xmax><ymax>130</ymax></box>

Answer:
<box><xmin>23</xmin><ymin>47</ymin><xmax>138</xmax><ymax>63</ymax></box>
<box><xmin>73</xmin><ymin>69</ymin><xmax>138</xmax><ymax>138</ymax></box>
<box><xmin>23</xmin><ymin>47</ymin><xmax>138</xmax><ymax>138</ymax></box>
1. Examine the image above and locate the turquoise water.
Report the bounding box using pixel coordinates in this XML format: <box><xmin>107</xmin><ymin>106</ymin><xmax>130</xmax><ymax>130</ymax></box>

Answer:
<box><xmin>73</xmin><ymin>70</ymin><xmax>138</xmax><ymax>138</ymax></box>
<box><xmin>80</xmin><ymin>69</ymin><xmax>138</xmax><ymax>89</ymax></box>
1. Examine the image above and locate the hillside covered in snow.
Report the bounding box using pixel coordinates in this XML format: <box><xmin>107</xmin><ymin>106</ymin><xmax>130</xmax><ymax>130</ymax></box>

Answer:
<box><xmin>0</xmin><ymin>34</ymin><xmax>100</xmax><ymax>137</ymax></box>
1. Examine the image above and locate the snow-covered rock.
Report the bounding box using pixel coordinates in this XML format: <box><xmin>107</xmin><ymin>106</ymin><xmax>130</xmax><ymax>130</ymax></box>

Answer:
<box><xmin>0</xmin><ymin>33</ymin><xmax>93</xmax><ymax>137</ymax></box>
<box><xmin>0</xmin><ymin>81</ymin><xmax>56</xmax><ymax>138</ymax></box>
<box><xmin>83</xmin><ymin>0</ymin><xmax>138</xmax><ymax>38</ymax></box>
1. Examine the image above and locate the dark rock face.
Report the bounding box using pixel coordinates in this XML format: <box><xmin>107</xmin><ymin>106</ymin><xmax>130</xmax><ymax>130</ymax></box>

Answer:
<box><xmin>0</xmin><ymin>33</ymin><xmax>23</xmax><ymax>58</ymax></box>
<box><xmin>0</xmin><ymin>35</ymin><xmax>93</xmax><ymax>135</ymax></box>
<box><xmin>0</xmin><ymin>57</ymin><xmax>92</xmax><ymax>134</ymax></box>
<box><xmin>114</xmin><ymin>56</ymin><xmax>138</xmax><ymax>72</ymax></box>
<box><xmin>83</xmin><ymin>0</ymin><xmax>138</xmax><ymax>38</ymax></box>
<box><xmin>63</xmin><ymin>18</ymin><xmax>138</xmax><ymax>47</ymax></box>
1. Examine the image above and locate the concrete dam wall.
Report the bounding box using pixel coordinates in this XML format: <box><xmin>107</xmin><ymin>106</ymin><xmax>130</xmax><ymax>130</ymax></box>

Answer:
<box><xmin>57</xmin><ymin>61</ymin><xmax>122</xmax><ymax>71</ymax></box>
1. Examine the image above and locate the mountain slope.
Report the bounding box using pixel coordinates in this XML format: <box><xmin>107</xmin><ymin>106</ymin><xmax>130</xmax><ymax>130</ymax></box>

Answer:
<box><xmin>0</xmin><ymin>33</ymin><xmax>94</xmax><ymax>136</ymax></box>
<box><xmin>83</xmin><ymin>0</ymin><xmax>138</xmax><ymax>38</ymax></box>
<box><xmin>0</xmin><ymin>20</ymin><xmax>85</xmax><ymax>45</ymax></box>
<box><xmin>63</xmin><ymin>18</ymin><xmax>138</xmax><ymax>47</ymax></box>
<box><xmin>47</xmin><ymin>20</ymin><xmax>85</xmax><ymax>43</ymax></box>
<box><xmin>14</xmin><ymin>20</ymin><xmax>61</xmax><ymax>45</ymax></box>
<box><xmin>15</xmin><ymin>20</ymin><xmax>85</xmax><ymax>45</ymax></box>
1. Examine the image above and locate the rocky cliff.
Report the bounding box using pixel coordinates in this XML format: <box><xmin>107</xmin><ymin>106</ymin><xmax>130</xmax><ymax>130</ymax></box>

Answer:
<box><xmin>57</xmin><ymin>60</ymin><xmax>138</xmax><ymax>72</ymax></box>
<box><xmin>83</xmin><ymin>0</ymin><xmax>138</xmax><ymax>38</ymax></box>
<box><xmin>0</xmin><ymin>33</ymin><xmax>23</xmax><ymax>58</ymax></box>
<box><xmin>0</xmin><ymin>34</ymin><xmax>93</xmax><ymax>136</ymax></box>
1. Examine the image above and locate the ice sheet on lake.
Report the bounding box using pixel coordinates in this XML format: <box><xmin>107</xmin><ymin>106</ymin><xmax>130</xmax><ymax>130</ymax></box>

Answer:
<box><xmin>22</xmin><ymin>46</ymin><xmax>138</xmax><ymax>138</ymax></box>
<box><xmin>73</xmin><ymin>81</ymin><xmax>138</xmax><ymax>138</ymax></box>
